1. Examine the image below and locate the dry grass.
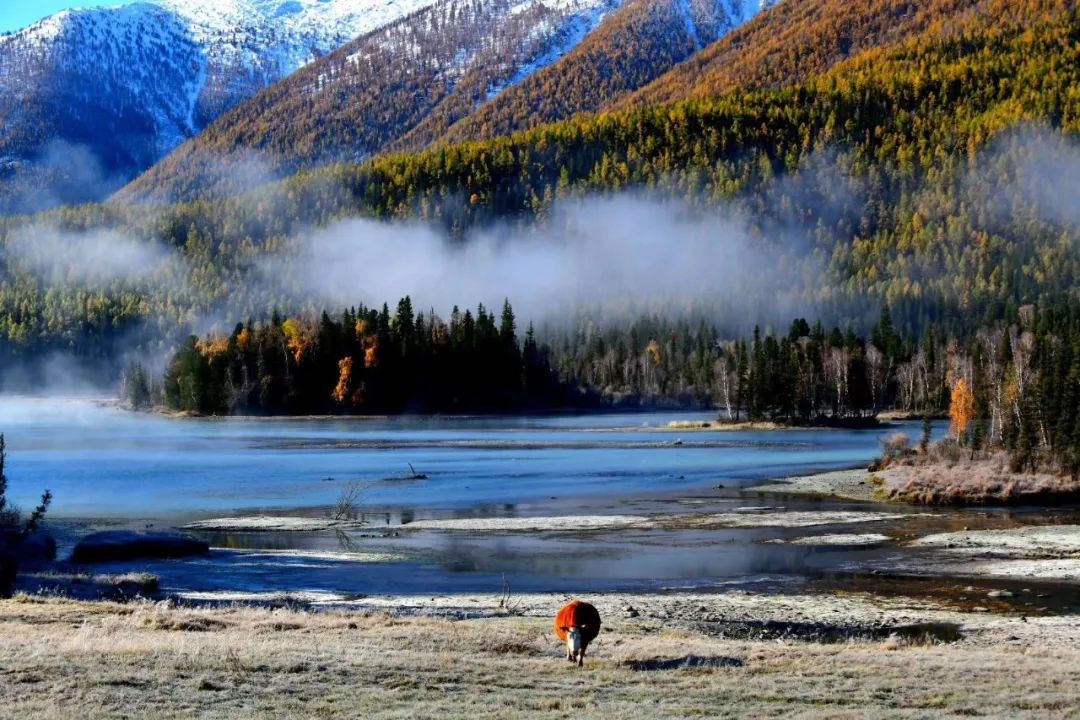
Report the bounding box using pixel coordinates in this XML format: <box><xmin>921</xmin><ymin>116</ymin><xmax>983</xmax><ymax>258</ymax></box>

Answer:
<box><xmin>0</xmin><ymin>596</ymin><xmax>1079</xmax><ymax>718</ymax></box>
<box><xmin>666</xmin><ymin>420</ymin><xmax>782</xmax><ymax>431</ymax></box>
<box><xmin>880</xmin><ymin>451</ymin><xmax>1080</xmax><ymax>505</ymax></box>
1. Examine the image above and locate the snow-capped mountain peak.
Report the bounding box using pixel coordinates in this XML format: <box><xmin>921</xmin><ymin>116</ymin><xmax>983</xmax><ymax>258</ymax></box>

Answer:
<box><xmin>0</xmin><ymin>0</ymin><xmax>440</xmax><ymax>211</ymax></box>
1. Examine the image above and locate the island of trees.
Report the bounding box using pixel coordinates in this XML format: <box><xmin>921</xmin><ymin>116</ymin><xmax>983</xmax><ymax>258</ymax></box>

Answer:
<box><xmin>148</xmin><ymin>298</ymin><xmax>1080</xmax><ymax>494</ymax></box>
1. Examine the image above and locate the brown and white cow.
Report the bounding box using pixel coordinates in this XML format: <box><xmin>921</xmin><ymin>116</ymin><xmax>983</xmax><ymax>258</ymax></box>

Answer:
<box><xmin>554</xmin><ymin>600</ymin><xmax>601</xmax><ymax>666</ymax></box>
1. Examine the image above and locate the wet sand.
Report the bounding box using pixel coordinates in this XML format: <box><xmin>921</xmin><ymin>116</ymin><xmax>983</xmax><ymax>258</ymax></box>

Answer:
<box><xmin>906</xmin><ymin>525</ymin><xmax>1080</xmax><ymax>581</ymax></box>
<box><xmin>752</xmin><ymin>469</ymin><xmax>1080</xmax><ymax>582</ymax></box>
<box><xmin>749</xmin><ymin>468</ymin><xmax>881</xmax><ymax>502</ymax></box>
<box><xmin>184</xmin><ymin>508</ymin><xmax>909</xmax><ymax>533</ymax></box>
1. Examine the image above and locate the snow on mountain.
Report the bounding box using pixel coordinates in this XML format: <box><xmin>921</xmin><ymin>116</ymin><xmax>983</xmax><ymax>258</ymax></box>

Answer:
<box><xmin>481</xmin><ymin>0</ymin><xmax>616</xmax><ymax>102</ymax></box>
<box><xmin>0</xmin><ymin>0</ymin><xmax>437</xmax><ymax>212</ymax></box>
<box><xmin>158</xmin><ymin>0</ymin><xmax>441</xmax><ymax>131</ymax></box>
<box><xmin>122</xmin><ymin>0</ymin><xmax>772</xmax><ymax>204</ymax></box>
<box><xmin>0</xmin><ymin>0</ymin><xmax>772</xmax><ymax>211</ymax></box>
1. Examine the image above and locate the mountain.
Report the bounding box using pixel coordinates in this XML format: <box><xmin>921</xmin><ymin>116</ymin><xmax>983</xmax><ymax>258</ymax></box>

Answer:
<box><xmin>614</xmin><ymin>0</ymin><xmax>986</xmax><ymax>109</ymax></box>
<box><xmin>0</xmin><ymin>0</ymin><xmax>436</xmax><ymax>214</ymax></box>
<box><xmin>2</xmin><ymin>0</ymin><xmax>1078</xmax><ymax>371</ymax></box>
<box><xmin>427</xmin><ymin>0</ymin><xmax>775</xmax><ymax>147</ymax></box>
<box><xmin>121</xmin><ymin>0</ymin><xmax>770</xmax><ymax>204</ymax></box>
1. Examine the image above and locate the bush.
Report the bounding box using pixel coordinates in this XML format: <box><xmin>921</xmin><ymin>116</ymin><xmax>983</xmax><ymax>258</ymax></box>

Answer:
<box><xmin>0</xmin><ymin>434</ymin><xmax>53</xmax><ymax>597</ymax></box>
<box><xmin>930</xmin><ymin>438</ymin><xmax>964</xmax><ymax>466</ymax></box>
<box><xmin>874</xmin><ymin>432</ymin><xmax>913</xmax><ymax>469</ymax></box>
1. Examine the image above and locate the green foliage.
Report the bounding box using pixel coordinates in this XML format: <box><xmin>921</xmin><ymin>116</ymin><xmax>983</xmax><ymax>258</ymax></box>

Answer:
<box><xmin>0</xmin><ymin>434</ymin><xmax>53</xmax><ymax>596</ymax></box>
<box><xmin>162</xmin><ymin>299</ymin><xmax>571</xmax><ymax>415</ymax></box>
<box><xmin>3</xmin><ymin>2</ymin><xmax>1080</xmax><ymax>382</ymax></box>
<box><xmin>0</xmin><ymin>434</ymin><xmax>52</xmax><ymax>538</ymax></box>
<box><xmin>122</xmin><ymin>360</ymin><xmax>154</xmax><ymax>410</ymax></box>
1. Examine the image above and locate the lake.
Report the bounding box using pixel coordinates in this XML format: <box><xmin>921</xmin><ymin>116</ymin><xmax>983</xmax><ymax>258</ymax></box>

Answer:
<box><xmin>0</xmin><ymin>397</ymin><xmax>919</xmax><ymax>518</ymax></box>
<box><xmin>8</xmin><ymin>396</ymin><xmax>1068</xmax><ymax>605</ymax></box>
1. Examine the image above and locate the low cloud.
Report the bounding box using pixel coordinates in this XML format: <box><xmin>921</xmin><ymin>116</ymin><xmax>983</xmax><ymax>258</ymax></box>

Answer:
<box><xmin>271</xmin><ymin>194</ymin><xmax>821</xmax><ymax>326</ymax></box>
<box><xmin>3</xmin><ymin>224</ymin><xmax>172</xmax><ymax>288</ymax></box>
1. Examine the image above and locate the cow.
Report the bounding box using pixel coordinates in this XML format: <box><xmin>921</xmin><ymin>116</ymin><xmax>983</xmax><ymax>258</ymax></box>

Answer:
<box><xmin>554</xmin><ymin>600</ymin><xmax>601</xmax><ymax>666</ymax></box>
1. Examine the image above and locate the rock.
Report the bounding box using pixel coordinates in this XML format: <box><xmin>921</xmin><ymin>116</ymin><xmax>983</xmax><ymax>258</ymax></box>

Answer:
<box><xmin>72</xmin><ymin>530</ymin><xmax>209</xmax><ymax>564</ymax></box>
<box><xmin>0</xmin><ymin>553</ymin><xmax>14</xmax><ymax>596</ymax></box>
<box><xmin>987</xmin><ymin>590</ymin><xmax>1014</xmax><ymax>599</ymax></box>
<box><xmin>1</xmin><ymin>530</ymin><xmax>57</xmax><ymax>566</ymax></box>
<box><xmin>108</xmin><ymin>580</ymin><xmax>156</xmax><ymax>600</ymax></box>
<box><xmin>14</xmin><ymin>532</ymin><xmax>57</xmax><ymax>565</ymax></box>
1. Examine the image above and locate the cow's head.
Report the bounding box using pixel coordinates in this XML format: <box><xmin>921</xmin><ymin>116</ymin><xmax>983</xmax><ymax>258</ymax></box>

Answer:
<box><xmin>566</xmin><ymin>627</ymin><xmax>583</xmax><ymax>661</ymax></box>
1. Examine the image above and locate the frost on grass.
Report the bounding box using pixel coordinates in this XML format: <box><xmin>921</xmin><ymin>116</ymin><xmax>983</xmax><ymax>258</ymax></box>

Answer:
<box><xmin>877</xmin><ymin>449</ymin><xmax>1080</xmax><ymax>505</ymax></box>
<box><xmin>184</xmin><ymin>516</ymin><xmax>367</xmax><ymax>531</ymax></box>
<box><xmin>401</xmin><ymin>511</ymin><xmax>907</xmax><ymax>532</ymax></box>
<box><xmin>767</xmin><ymin>533</ymin><xmax>891</xmax><ymax>546</ymax></box>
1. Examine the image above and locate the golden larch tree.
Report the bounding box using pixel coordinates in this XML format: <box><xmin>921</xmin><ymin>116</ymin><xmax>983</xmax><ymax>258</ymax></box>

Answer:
<box><xmin>646</xmin><ymin>339</ymin><xmax>663</xmax><ymax>367</ymax></box>
<box><xmin>949</xmin><ymin>377</ymin><xmax>976</xmax><ymax>440</ymax></box>
<box><xmin>332</xmin><ymin>357</ymin><xmax>353</xmax><ymax>405</ymax></box>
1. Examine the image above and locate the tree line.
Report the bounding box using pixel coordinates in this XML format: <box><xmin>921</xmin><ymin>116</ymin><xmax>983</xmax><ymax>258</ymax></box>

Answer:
<box><xmin>149</xmin><ymin>300</ymin><xmax>902</xmax><ymax>421</ymax></box>
<box><xmin>153</xmin><ymin>299</ymin><xmax>576</xmax><ymax>415</ymax></box>
<box><xmin>4</xmin><ymin>3</ymin><xmax>1080</xmax><ymax>382</ymax></box>
<box><xmin>151</xmin><ymin>296</ymin><xmax>1080</xmax><ymax>478</ymax></box>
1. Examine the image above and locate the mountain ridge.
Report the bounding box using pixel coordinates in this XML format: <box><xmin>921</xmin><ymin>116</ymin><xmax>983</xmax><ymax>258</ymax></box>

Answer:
<box><xmin>0</xmin><ymin>0</ymin><xmax>438</xmax><ymax>213</ymax></box>
<box><xmin>119</xmin><ymin>0</ymin><xmax>771</xmax><ymax>204</ymax></box>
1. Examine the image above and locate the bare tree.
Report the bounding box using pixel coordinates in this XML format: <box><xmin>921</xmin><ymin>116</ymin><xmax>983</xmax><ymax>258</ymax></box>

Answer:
<box><xmin>978</xmin><ymin>326</ymin><xmax>1006</xmax><ymax>444</ymax></box>
<box><xmin>865</xmin><ymin>344</ymin><xmax>886</xmax><ymax>414</ymax></box>
<box><xmin>331</xmin><ymin>481</ymin><xmax>365</xmax><ymax>521</ymax></box>
<box><xmin>715</xmin><ymin>351</ymin><xmax>734</xmax><ymax>421</ymax></box>
<box><xmin>823</xmin><ymin>346</ymin><xmax>849</xmax><ymax>417</ymax></box>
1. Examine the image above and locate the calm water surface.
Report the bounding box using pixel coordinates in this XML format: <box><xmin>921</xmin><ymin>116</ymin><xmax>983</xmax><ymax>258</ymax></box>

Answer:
<box><xmin>10</xmin><ymin>396</ymin><xmax>1060</xmax><ymax>604</ymax></box>
<box><xmin>0</xmin><ymin>397</ymin><xmax>920</xmax><ymax>517</ymax></box>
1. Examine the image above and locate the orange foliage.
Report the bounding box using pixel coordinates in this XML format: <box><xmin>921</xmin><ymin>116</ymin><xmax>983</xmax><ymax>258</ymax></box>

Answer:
<box><xmin>332</xmin><ymin>356</ymin><xmax>353</xmax><ymax>404</ymax></box>
<box><xmin>282</xmin><ymin>318</ymin><xmax>314</xmax><ymax>363</ymax></box>
<box><xmin>196</xmin><ymin>336</ymin><xmax>229</xmax><ymax>359</ymax></box>
<box><xmin>364</xmin><ymin>338</ymin><xmax>379</xmax><ymax>369</ymax></box>
<box><xmin>646</xmin><ymin>339</ymin><xmax>663</xmax><ymax>367</ymax></box>
<box><xmin>949</xmin><ymin>378</ymin><xmax>976</xmax><ymax>439</ymax></box>
<box><xmin>236</xmin><ymin>328</ymin><xmax>252</xmax><ymax>352</ymax></box>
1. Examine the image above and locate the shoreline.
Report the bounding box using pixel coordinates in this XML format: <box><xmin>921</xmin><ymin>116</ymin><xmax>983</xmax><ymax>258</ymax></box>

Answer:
<box><xmin>180</xmin><ymin>508</ymin><xmax>911</xmax><ymax>533</ymax></box>
<box><xmin>750</xmin><ymin>468</ymin><xmax>1080</xmax><ymax>583</ymax></box>
<box><xmin>749</xmin><ymin>468</ymin><xmax>884</xmax><ymax>502</ymax></box>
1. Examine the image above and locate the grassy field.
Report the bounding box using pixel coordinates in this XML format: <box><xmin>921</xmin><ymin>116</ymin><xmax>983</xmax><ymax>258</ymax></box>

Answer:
<box><xmin>2</xmin><ymin>594</ymin><xmax>1079</xmax><ymax>718</ymax></box>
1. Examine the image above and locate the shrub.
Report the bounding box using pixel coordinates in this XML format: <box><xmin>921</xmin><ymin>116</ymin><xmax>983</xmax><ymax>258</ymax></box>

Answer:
<box><xmin>0</xmin><ymin>434</ymin><xmax>53</xmax><ymax>597</ymax></box>
<box><xmin>876</xmin><ymin>432</ymin><xmax>913</xmax><ymax>468</ymax></box>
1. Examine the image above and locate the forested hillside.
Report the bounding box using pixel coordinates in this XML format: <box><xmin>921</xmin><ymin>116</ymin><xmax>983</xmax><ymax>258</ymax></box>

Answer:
<box><xmin>424</xmin><ymin>0</ymin><xmax>766</xmax><ymax>146</ymax></box>
<box><xmin>0</xmin><ymin>0</ymin><xmax>434</xmax><ymax>214</ymax></box>
<box><xmin>122</xmin><ymin>0</ymin><xmax>768</xmax><ymax>204</ymax></box>
<box><xmin>615</xmin><ymin>0</ymin><xmax>982</xmax><ymax>109</ymax></box>
<box><xmin>2</xmin><ymin>0</ymin><xmax>1080</xmax><ymax>393</ymax></box>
